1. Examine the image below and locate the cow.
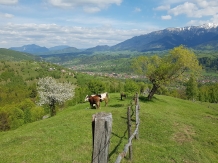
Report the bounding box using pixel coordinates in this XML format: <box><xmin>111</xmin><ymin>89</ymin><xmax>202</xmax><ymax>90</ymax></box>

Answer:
<box><xmin>85</xmin><ymin>92</ymin><xmax>109</xmax><ymax>107</ymax></box>
<box><xmin>120</xmin><ymin>92</ymin><xmax>127</xmax><ymax>100</ymax></box>
<box><xmin>86</xmin><ymin>95</ymin><xmax>101</xmax><ymax>109</ymax></box>
<box><xmin>99</xmin><ymin>92</ymin><xmax>109</xmax><ymax>106</ymax></box>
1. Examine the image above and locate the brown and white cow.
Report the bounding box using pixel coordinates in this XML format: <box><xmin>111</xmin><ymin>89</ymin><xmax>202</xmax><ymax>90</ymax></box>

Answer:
<box><xmin>85</xmin><ymin>92</ymin><xmax>109</xmax><ymax>107</ymax></box>
<box><xmin>86</xmin><ymin>95</ymin><xmax>101</xmax><ymax>109</ymax></box>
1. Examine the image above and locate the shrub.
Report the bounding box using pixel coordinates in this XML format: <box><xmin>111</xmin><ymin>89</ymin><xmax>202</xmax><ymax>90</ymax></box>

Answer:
<box><xmin>0</xmin><ymin>110</ymin><xmax>10</xmax><ymax>131</ymax></box>
<box><xmin>30</xmin><ymin>106</ymin><xmax>45</xmax><ymax>122</ymax></box>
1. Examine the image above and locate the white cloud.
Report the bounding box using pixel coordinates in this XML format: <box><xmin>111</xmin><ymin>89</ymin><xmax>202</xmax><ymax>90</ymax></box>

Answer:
<box><xmin>83</xmin><ymin>6</ymin><xmax>101</xmax><ymax>13</ymax></box>
<box><xmin>168</xmin><ymin>2</ymin><xmax>198</xmax><ymax>17</ymax></box>
<box><xmin>0</xmin><ymin>0</ymin><xmax>18</xmax><ymax>5</ymax></box>
<box><xmin>196</xmin><ymin>0</ymin><xmax>208</xmax><ymax>8</ymax></box>
<box><xmin>162</xmin><ymin>0</ymin><xmax>186</xmax><ymax>4</ymax></box>
<box><xmin>187</xmin><ymin>13</ymin><xmax>218</xmax><ymax>25</ymax></box>
<box><xmin>167</xmin><ymin>0</ymin><xmax>218</xmax><ymax>18</ymax></box>
<box><xmin>161</xmin><ymin>15</ymin><xmax>172</xmax><ymax>20</ymax></box>
<box><xmin>134</xmin><ymin>7</ymin><xmax>141</xmax><ymax>12</ymax></box>
<box><xmin>0</xmin><ymin>23</ymin><xmax>155</xmax><ymax>48</ymax></box>
<box><xmin>0</xmin><ymin>12</ymin><xmax>14</xmax><ymax>18</ymax></box>
<box><xmin>47</xmin><ymin>0</ymin><xmax>122</xmax><ymax>12</ymax></box>
<box><xmin>154</xmin><ymin>5</ymin><xmax>170</xmax><ymax>11</ymax></box>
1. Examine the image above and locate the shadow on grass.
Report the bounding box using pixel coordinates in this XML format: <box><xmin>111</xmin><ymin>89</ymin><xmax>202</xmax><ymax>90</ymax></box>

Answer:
<box><xmin>109</xmin><ymin>129</ymin><xmax>128</xmax><ymax>159</ymax></box>
<box><xmin>139</xmin><ymin>95</ymin><xmax>167</xmax><ymax>103</ymax></box>
<box><xmin>109</xmin><ymin>106</ymin><xmax>136</xmax><ymax>159</ymax></box>
<box><xmin>109</xmin><ymin>104</ymin><xmax>125</xmax><ymax>107</ymax></box>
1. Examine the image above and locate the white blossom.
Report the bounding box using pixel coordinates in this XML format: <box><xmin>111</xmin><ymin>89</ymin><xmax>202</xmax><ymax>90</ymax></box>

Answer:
<box><xmin>37</xmin><ymin>77</ymin><xmax>75</xmax><ymax>106</ymax></box>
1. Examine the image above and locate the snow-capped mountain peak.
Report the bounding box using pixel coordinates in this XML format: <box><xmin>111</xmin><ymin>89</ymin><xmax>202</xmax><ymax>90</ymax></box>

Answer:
<box><xmin>165</xmin><ymin>23</ymin><xmax>218</xmax><ymax>32</ymax></box>
<box><xmin>199</xmin><ymin>23</ymin><xmax>218</xmax><ymax>29</ymax></box>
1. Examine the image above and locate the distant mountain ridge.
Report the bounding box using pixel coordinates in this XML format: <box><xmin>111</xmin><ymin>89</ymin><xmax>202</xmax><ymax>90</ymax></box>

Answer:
<box><xmin>9</xmin><ymin>44</ymin><xmax>80</xmax><ymax>55</ymax></box>
<box><xmin>10</xmin><ymin>44</ymin><xmax>49</xmax><ymax>54</ymax></box>
<box><xmin>8</xmin><ymin>23</ymin><xmax>218</xmax><ymax>54</ymax></box>
<box><xmin>110</xmin><ymin>23</ymin><xmax>218</xmax><ymax>51</ymax></box>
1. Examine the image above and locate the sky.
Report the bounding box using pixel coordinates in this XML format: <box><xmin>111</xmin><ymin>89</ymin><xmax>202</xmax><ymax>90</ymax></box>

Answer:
<box><xmin>0</xmin><ymin>0</ymin><xmax>218</xmax><ymax>49</ymax></box>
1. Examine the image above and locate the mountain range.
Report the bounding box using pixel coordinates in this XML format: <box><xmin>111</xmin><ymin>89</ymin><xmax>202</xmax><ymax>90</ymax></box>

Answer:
<box><xmin>9</xmin><ymin>23</ymin><xmax>218</xmax><ymax>55</ymax></box>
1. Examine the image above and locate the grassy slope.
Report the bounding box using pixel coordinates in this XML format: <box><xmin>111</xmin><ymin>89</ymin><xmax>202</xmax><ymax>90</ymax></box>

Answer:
<box><xmin>0</xmin><ymin>94</ymin><xmax>217</xmax><ymax>163</ymax></box>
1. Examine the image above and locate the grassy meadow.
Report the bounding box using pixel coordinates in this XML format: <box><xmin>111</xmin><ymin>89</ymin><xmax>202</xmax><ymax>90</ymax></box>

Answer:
<box><xmin>0</xmin><ymin>93</ymin><xmax>218</xmax><ymax>163</ymax></box>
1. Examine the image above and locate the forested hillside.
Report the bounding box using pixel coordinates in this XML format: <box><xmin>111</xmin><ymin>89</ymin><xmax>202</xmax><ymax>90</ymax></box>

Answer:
<box><xmin>0</xmin><ymin>48</ymin><xmax>40</xmax><ymax>61</ymax></box>
<box><xmin>0</xmin><ymin>61</ymin><xmax>76</xmax><ymax>105</ymax></box>
<box><xmin>0</xmin><ymin>60</ymin><xmax>76</xmax><ymax>131</ymax></box>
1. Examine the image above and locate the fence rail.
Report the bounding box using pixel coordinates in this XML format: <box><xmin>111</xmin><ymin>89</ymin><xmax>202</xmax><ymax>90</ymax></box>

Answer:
<box><xmin>115</xmin><ymin>119</ymin><xmax>140</xmax><ymax>163</ymax></box>
<box><xmin>115</xmin><ymin>93</ymin><xmax>140</xmax><ymax>163</ymax></box>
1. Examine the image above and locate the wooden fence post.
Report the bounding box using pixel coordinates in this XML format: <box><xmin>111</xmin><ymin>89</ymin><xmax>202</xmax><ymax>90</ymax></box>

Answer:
<box><xmin>135</xmin><ymin>104</ymin><xmax>139</xmax><ymax>139</ymax></box>
<box><xmin>127</xmin><ymin>106</ymin><xmax>132</xmax><ymax>161</ymax></box>
<box><xmin>92</xmin><ymin>112</ymin><xmax>112</xmax><ymax>163</ymax></box>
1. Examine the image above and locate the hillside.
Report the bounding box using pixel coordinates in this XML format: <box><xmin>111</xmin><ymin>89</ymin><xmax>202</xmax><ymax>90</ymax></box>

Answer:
<box><xmin>0</xmin><ymin>94</ymin><xmax>217</xmax><ymax>162</ymax></box>
<box><xmin>0</xmin><ymin>60</ymin><xmax>76</xmax><ymax>107</ymax></box>
<box><xmin>0</xmin><ymin>48</ymin><xmax>39</xmax><ymax>61</ymax></box>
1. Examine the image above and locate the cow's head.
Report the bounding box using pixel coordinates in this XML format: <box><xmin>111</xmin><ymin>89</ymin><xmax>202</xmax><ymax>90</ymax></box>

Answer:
<box><xmin>85</xmin><ymin>95</ymin><xmax>89</xmax><ymax>102</ymax></box>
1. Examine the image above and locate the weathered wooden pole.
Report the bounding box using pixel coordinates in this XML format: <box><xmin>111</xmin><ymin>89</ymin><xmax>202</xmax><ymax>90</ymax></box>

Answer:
<box><xmin>92</xmin><ymin>112</ymin><xmax>112</xmax><ymax>163</ymax></box>
<box><xmin>127</xmin><ymin>106</ymin><xmax>132</xmax><ymax>160</ymax></box>
<box><xmin>135</xmin><ymin>104</ymin><xmax>139</xmax><ymax>139</ymax></box>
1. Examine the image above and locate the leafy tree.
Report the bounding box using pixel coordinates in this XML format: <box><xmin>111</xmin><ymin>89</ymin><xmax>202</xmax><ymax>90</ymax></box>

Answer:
<box><xmin>29</xmin><ymin>83</ymin><xmax>37</xmax><ymax>98</ymax></box>
<box><xmin>37</xmin><ymin>77</ymin><xmax>75</xmax><ymax>116</ymax></box>
<box><xmin>132</xmin><ymin>45</ymin><xmax>202</xmax><ymax>100</ymax></box>
<box><xmin>124</xmin><ymin>80</ymin><xmax>139</xmax><ymax>95</ymax></box>
<box><xmin>18</xmin><ymin>99</ymin><xmax>35</xmax><ymax>123</ymax></box>
<box><xmin>87</xmin><ymin>79</ymin><xmax>106</xmax><ymax>94</ymax></box>
<box><xmin>186</xmin><ymin>75</ymin><xmax>198</xmax><ymax>101</ymax></box>
<box><xmin>198</xmin><ymin>83</ymin><xmax>218</xmax><ymax>103</ymax></box>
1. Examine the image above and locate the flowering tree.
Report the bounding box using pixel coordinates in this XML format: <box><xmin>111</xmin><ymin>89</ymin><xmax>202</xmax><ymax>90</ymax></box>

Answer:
<box><xmin>37</xmin><ymin>77</ymin><xmax>75</xmax><ymax>116</ymax></box>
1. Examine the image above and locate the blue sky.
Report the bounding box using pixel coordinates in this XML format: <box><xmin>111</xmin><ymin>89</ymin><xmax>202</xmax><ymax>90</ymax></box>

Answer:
<box><xmin>0</xmin><ymin>0</ymin><xmax>218</xmax><ymax>49</ymax></box>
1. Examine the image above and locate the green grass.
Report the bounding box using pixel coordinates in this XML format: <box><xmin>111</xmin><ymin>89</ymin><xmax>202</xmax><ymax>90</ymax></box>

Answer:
<box><xmin>0</xmin><ymin>94</ymin><xmax>218</xmax><ymax>163</ymax></box>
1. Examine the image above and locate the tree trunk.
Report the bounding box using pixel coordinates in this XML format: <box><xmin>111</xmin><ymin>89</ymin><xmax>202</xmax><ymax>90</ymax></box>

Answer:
<box><xmin>147</xmin><ymin>84</ymin><xmax>159</xmax><ymax>100</ymax></box>
<box><xmin>50</xmin><ymin>98</ymin><xmax>56</xmax><ymax>116</ymax></box>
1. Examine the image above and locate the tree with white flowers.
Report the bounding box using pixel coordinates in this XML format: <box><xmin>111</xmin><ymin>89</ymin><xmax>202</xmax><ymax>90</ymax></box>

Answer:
<box><xmin>37</xmin><ymin>77</ymin><xmax>75</xmax><ymax>116</ymax></box>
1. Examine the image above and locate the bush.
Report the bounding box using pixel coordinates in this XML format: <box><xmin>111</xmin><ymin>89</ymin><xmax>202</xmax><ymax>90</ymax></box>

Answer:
<box><xmin>30</xmin><ymin>106</ymin><xmax>45</xmax><ymax>122</ymax></box>
<box><xmin>0</xmin><ymin>110</ymin><xmax>10</xmax><ymax>131</ymax></box>
<box><xmin>18</xmin><ymin>99</ymin><xmax>35</xmax><ymax>123</ymax></box>
<box><xmin>9</xmin><ymin>107</ymin><xmax>24</xmax><ymax>129</ymax></box>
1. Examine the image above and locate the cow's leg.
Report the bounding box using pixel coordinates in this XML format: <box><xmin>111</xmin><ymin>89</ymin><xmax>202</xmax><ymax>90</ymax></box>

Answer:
<box><xmin>97</xmin><ymin>101</ymin><xmax>100</xmax><ymax>109</ymax></box>
<box><xmin>89</xmin><ymin>102</ymin><xmax>94</xmax><ymax>109</ymax></box>
<box><xmin>105</xmin><ymin>98</ymin><xmax>108</xmax><ymax>106</ymax></box>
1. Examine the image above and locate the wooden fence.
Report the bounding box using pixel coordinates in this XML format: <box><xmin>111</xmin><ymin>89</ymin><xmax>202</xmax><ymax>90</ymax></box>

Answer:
<box><xmin>115</xmin><ymin>93</ymin><xmax>140</xmax><ymax>163</ymax></box>
<box><xmin>91</xmin><ymin>93</ymin><xmax>140</xmax><ymax>163</ymax></box>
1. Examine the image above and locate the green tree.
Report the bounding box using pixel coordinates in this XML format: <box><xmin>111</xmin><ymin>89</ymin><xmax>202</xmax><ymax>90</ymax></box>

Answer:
<box><xmin>87</xmin><ymin>79</ymin><xmax>106</xmax><ymax>94</ymax></box>
<box><xmin>132</xmin><ymin>45</ymin><xmax>202</xmax><ymax>100</ymax></box>
<box><xmin>186</xmin><ymin>75</ymin><xmax>198</xmax><ymax>101</ymax></box>
<box><xmin>124</xmin><ymin>80</ymin><xmax>139</xmax><ymax>94</ymax></box>
<box><xmin>18</xmin><ymin>99</ymin><xmax>35</xmax><ymax>123</ymax></box>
